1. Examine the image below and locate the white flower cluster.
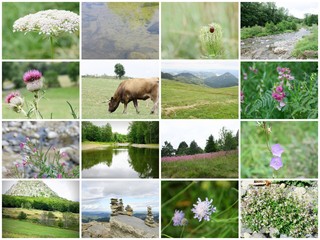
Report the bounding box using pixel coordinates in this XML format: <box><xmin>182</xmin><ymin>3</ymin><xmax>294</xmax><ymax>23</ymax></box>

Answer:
<box><xmin>13</xmin><ymin>9</ymin><xmax>79</xmax><ymax>36</ymax></box>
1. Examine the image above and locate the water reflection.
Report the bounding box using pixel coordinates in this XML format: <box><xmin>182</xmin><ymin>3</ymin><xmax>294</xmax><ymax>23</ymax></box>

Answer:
<box><xmin>82</xmin><ymin>146</ymin><xmax>159</xmax><ymax>178</ymax></box>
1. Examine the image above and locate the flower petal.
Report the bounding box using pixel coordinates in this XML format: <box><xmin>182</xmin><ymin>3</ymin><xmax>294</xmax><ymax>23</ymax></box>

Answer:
<box><xmin>271</xmin><ymin>144</ymin><xmax>284</xmax><ymax>157</ymax></box>
<box><xmin>270</xmin><ymin>156</ymin><xmax>283</xmax><ymax>170</ymax></box>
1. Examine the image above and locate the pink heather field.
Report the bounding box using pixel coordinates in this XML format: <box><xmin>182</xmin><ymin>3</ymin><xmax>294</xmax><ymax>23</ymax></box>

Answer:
<box><xmin>161</xmin><ymin>150</ymin><xmax>238</xmax><ymax>178</ymax></box>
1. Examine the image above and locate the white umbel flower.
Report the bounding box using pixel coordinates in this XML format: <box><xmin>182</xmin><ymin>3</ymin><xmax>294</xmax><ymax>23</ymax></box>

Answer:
<box><xmin>13</xmin><ymin>9</ymin><xmax>79</xmax><ymax>36</ymax></box>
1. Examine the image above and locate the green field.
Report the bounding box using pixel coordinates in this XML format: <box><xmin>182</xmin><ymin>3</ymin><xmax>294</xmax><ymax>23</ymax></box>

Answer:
<box><xmin>2</xmin><ymin>87</ymin><xmax>79</xmax><ymax>119</ymax></box>
<box><xmin>82</xmin><ymin>77</ymin><xmax>159</xmax><ymax>119</ymax></box>
<box><xmin>162</xmin><ymin>79</ymin><xmax>238</xmax><ymax>119</ymax></box>
<box><xmin>2</xmin><ymin>218</ymin><xmax>79</xmax><ymax>238</ymax></box>
<box><xmin>161</xmin><ymin>152</ymin><xmax>238</xmax><ymax>178</ymax></box>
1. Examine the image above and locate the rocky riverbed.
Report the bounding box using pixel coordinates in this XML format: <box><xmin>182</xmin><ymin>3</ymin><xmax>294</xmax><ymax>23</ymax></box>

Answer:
<box><xmin>2</xmin><ymin>121</ymin><xmax>79</xmax><ymax>178</ymax></box>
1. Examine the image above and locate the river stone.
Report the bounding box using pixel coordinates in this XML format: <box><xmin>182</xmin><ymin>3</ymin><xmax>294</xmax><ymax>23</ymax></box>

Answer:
<box><xmin>273</xmin><ymin>47</ymin><xmax>287</xmax><ymax>54</ymax></box>
<box><xmin>270</xmin><ymin>227</ymin><xmax>279</xmax><ymax>238</ymax></box>
<box><xmin>2</xmin><ymin>140</ymin><xmax>9</xmax><ymax>146</ymax></box>
<box><xmin>9</xmin><ymin>122</ymin><xmax>22</xmax><ymax>128</ymax></box>
<box><xmin>110</xmin><ymin>215</ymin><xmax>158</xmax><ymax>238</ymax></box>
<box><xmin>252</xmin><ymin>233</ymin><xmax>266</xmax><ymax>238</ymax></box>
<box><xmin>47</xmin><ymin>131</ymin><xmax>58</xmax><ymax>139</ymax></box>
<box><xmin>59</xmin><ymin>146</ymin><xmax>79</xmax><ymax>164</ymax></box>
<box><xmin>243</xmin><ymin>232</ymin><xmax>252</xmax><ymax>238</ymax></box>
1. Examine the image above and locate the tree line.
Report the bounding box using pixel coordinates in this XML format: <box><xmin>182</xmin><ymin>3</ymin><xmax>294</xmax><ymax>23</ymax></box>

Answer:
<box><xmin>82</xmin><ymin>121</ymin><xmax>159</xmax><ymax>144</ymax></box>
<box><xmin>162</xmin><ymin>127</ymin><xmax>238</xmax><ymax>157</ymax></box>
<box><xmin>2</xmin><ymin>195</ymin><xmax>79</xmax><ymax>213</ymax></box>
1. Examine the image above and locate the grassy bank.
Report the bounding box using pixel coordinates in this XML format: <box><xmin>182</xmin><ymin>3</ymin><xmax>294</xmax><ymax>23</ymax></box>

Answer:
<box><xmin>292</xmin><ymin>25</ymin><xmax>318</xmax><ymax>58</ymax></box>
<box><xmin>161</xmin><ymin>152</ymin><xmax>238</xmax><ymax>178</ymax></box>
<box><xmin>162</xmin><ymin>79</ymin><xmax>238</xmax><ymax>119</ymax></box>
<box><xmin>82</xmin><ymin>141</ymin><xmax>159</xmax><ymax>150</ymax></box>
<box><xmin>82</xmin><ymin>77</ymin><xmax>158</xmax><ymax>119</ymax></box>
<box><xmin>2</xmin><ymin>218</ymin><xmax>79</xmax><ymax>238</ymax></box>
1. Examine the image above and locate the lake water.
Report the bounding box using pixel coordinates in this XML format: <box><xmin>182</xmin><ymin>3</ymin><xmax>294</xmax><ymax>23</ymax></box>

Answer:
<box><xmin>82</xmin><ymin>2</ymin><xmax>159</xmax><ymax>59</ymax></box>
<box><xmin>82</xmin><ymin>146</ymin><xmax>159</xmax><ymax>178</ymax></box>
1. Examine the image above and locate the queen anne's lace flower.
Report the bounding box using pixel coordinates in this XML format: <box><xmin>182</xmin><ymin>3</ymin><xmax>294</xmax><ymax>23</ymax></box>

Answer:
<box><xmin>13</xmin><ymin>9</ymin><xmax>79</xmax><ymax>36</ymax></box>
<box><xmin>192</xmin><ymin>197</ymin><xmax>216</xmax><ymax>222</ymax></box>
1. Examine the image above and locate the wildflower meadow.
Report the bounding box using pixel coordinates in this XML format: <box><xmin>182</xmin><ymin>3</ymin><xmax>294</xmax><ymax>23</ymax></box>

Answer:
<box><xmin>161</xmin><ymin>181</ymin><xmax>238</xmax><ymax>238</ymax></box>
<box><xmin>2</xmin><ymin>2</ymin><xmax>79</xmax><ymax>59</ymax></box>
<box><xmin>241</xmin><ymin>62</ymin><xmax>318</xmax><ymax>119</ymax></box>
<box><xmin>241</xmin><ymin>121</ymin><xmax>318</xmax><ymax>178</ymax></box>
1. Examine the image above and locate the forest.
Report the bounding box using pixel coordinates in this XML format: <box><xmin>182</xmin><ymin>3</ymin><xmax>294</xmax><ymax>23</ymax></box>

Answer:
<box><xmin>82</xmin><ymin>121</ymin><xmax>159</xmax><ymax>144</ymax></box>
<box><xmin>161</xmin><ymin>127</ymin><xmax>238</xmax><ymax>157</ymax></box>
<box><xmin>2</xmin><ymin>195</ymin><xmax>79</xmax><ymax>213</ymax></box>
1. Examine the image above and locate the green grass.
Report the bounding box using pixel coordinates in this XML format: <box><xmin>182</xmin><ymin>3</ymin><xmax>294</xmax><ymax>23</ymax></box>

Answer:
<box><xmin>2</xmin><ymin>218</ymin><xmax>79</xmax><ymax>238</ymax></box>
<box><xmin>161</xmin><ymin>2</ymin><xmax>238</xmax><ymax>59</ymax></box>
<box><xmin>2</xmin><ymin>87</ymin><xmax>79</xmax><ymax>119</ymax></box>
<box><xmin>162</xmin><ymin>79</ymin><xmax>238</xmax><ymax>119</ymax></box>
<box><xmin>82</xmin><ymin>77</ymin><xmax>158</xmax><ymax>119</ymax></box>
<box><xmin>2</xmin><ymin>2</ymin><xmax>79</xmax><ymax>59</ymax></box>
<box><xmin>161</xmin><ymin>153</ymin><xmax>238</xmax><ymax>178</ymax></box>
<box><xmin>292</xmin><ymin>25</ymin><xmax>318</xmax><ymax>59</ymax></box>
<box><xmin>241</xmin><ymin>121</ymin><xmax>318</xmax><ymax>178</ymax></box>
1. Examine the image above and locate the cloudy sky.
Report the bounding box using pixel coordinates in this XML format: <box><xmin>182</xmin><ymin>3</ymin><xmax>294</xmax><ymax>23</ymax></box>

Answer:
<box><xmin>2</xmin><ymin>180</ymin><xmax>79</xmax><ymax>202</ymax></box>
<box><xmin>82</xmin><ymin>60</ymin><xmax>159</xmax><ymax>78</ymax></box>
<box><xmin>90</xmin><ymin>121</ymin><xmax>130</xmax><ymax>134</ymax></box>
<box><xmin>275</xmin><ymin>1</ymin><xmax>318</xmax><ymax>19</ymax></box>
<box><xmin>82</xmin><ymin>181</ymin><xmax>159</xmax><ymax>212</ymax></box>
<box><xmin>162</xmin><ymin>60</ymin><xmax>239</xmax><ymax>75</ymax></box>
<box><xmin>161</xmin><ymin>120</ymin><xmax>239</xmax><ymax>149</ymax></box>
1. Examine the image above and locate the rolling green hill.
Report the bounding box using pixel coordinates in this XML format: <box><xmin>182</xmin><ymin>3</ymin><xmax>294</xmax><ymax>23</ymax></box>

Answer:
<box><xmin>161</xmin><ymin>79</ymin><xmax>238</xmax><ymax>119</ymax></box>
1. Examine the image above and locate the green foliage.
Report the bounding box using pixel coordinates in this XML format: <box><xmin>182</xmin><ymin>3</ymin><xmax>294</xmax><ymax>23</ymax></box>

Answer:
<box><xmin>2</xmin><ymin>218</ymin><xmax>79</xmax><ymax>238</ymax></box>
<box><xmin>292</xmin><ymin>25</ymin><xmax>318</xmax><ymax>59</ymax></box>
<box><xmin>241</xmin><ymin>62</ymin><xmax>318</xmax><ymax>119</ymax></box>
<box><xmin>67</xmin><ymin>62</ymin><xmax>79</xmax><ymax>82</ymax></box>
<box><xmin>161</xmin><ymin>141</ymin><xmax>175</xmax><ymax>157</ymax></box>
<box><xmin>162</xmin><ymin>2</ymin><xmax>238</xmax><ymax>59</ymax></box>
<box><xmin>162</xmin><ymin>79</ymin><xmax>238</xmax><ymax>119</ymax></box>
<box><xmin>2</xmin><ymin>2</ymin><xmax>79</xmax><ymax>59</ymax></box>
<box><xmin>162</xmin><ymin>181</ymin><xmax>238</xmax><ymax>238</ymax></box>
<box><xmin>242</xmin><ymin>184</ymin><xmax>317</xmax><ymax>238</ymax></box>
<box><xmin>205</xmin><ymin>134</ymin><xmax>218</xmax><ymax>153</ymax></box>
<box><xmin>176</xmin><ymin>141</ymin><xmax>189</xmax><ymax>156</ymax></box>
<box><xmin>44</xmin><ymin>70</ymin><xmax>60</xmax><ymax>88</ymax></box>
<box><xmin>18</xmin><ymin>211</ymin><xmax>27</xmax><ymax>220</ymax></box>
<box><xmin>304</xmin><ymin>14</ymin><xmax>318</xmax><ymax>26</ymax></box>
<box><xmin>241</xmin><ymin>121</ymin><xmax>318</xmax><ymax>178</ymax></box>
<box><xmin>188</xmin><ymin>140</ymin><xmax>203</xmax><ymax>155</ymax></box>
<box><xmin>114</xmin><ymin>63</ymin><xmax>125</xmax><ymax>79</ymax></box>
<box><xmin>162</xmin><ymin>152</ymin><xmax>238</xmax><ymax>178</ymax></box>
<box><xmin>2</xmin><ymin>195</ymin><xmax>79</xmax><ymax>213</ymax></box>
<box><xmin>127</xmin><ymin>121</ymin><xmax>159</xmax><ymax>144</ymax></box>
<box><xmin>82</xmin><ymin>121</ymin><xmax>113</xmax><ymax>142</ymax></box>
<box><xmin>82</xmin><ymin>77</ymin><xmax>158</xmax><ymax>119</ymax></box>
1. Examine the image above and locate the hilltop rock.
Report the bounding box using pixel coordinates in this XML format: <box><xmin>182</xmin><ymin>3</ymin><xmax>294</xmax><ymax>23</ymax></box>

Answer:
<box><xmin>82</xmin><ymin>222</ymin><xmax>111</xmax><ymax>238</ymax></box>
<box><xmin>110</xmin><ymin>215</ymin><xmax>159</xmax><ymax>238</ymax></box>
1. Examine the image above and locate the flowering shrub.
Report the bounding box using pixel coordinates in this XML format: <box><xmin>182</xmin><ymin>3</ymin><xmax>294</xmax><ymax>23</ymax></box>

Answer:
<box><xmin>241</xmin><ymin>62</ymin><xmax>318</xmax><ymax>119</ymax></box>
<box><xmin>4</xmin><ymin>69</ymin><xmax>78</xmax><ymax>119</ymax></box>
<box><xmin>14</xmin><ymin>138</ymin><xmax>79</xmax><ymax>179</ymax></box>
<box><xmin>199</xmin><ymin>22</ymin><xmax>223</xmax><ymax>58</ymax></box>
<box><xmin>242</xmin><ymin>184</ymin><xmax>318</xmax><ymax>238</ymax></box>
<box><xmin>13</xmin><ymin>9</ymin><xmax>79</xmax><ymax>58</ymax></box>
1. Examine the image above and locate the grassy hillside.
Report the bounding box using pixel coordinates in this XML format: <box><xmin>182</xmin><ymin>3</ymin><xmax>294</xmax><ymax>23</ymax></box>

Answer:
<box><xmin>2</xmin><ymin>218</ymin><xmax>79</xmax><ymax>238</ymax></box>
<box><xmin>162</xmin><ymin>79</ymin><xmax>238</xmax><ymax>119</ymax></box>
<box><xmin>2</xmin><ymin>87</ymin><xmax>79</xmax><ymax>119</ymax></box>
<box><xmin>82</xmin><ymin>77</ymin><xmax>159</xmax><ymax>119</ymax></box>
<box><xmin>161</xmin><ymin>152</ymin><xmax>238</xmax><ymax>178</ymax></box>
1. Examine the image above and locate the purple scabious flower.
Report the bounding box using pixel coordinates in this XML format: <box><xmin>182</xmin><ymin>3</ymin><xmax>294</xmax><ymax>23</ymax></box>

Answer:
<box><xmin>191</xmin><ymin>197</ymin><xmax>216</xmax><ymax>222</ymax></box>
<box><xmin>270</xmin><ymin>156</ymin><xmax>283</xmax><ymax>170</ymax></box>
<box><xmin>271</xmin><ymin>144</ymin><xmax>284</xmax><ymax>157</ymax></box>
<box><xmin>172</xmin><ymin>210</ymin><xmax>185</xmax><ymax>226</ymax></box>
<box><xmin>23</xmin><ymin>69</ymin><xmax>42</xmax><ymax>83</ymax></box>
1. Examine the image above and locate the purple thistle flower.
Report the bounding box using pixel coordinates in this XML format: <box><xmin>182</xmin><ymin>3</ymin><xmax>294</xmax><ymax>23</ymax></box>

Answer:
<box><xmin>172</xmin><ymin>210</ymin><xmax>185</xmax><ymax>226</ymax></box>
<box><xmin>271</xmin><ymin>144</ymin><xmax>284</xmax><ymax>157</ymax></box>
<box><xmin>191</xmin><ymin>197</ymin><xmax>216</xmax><ymax>222</ymax></box>
<box><xmin>23</xmin><ymin>69</ymin><xmax>42</xmax><ymax>83</ymax></box>
<box><xmin>270</xmin><ymin>156</ymin><xmax>283</xmax><ymax>170</ymax></box>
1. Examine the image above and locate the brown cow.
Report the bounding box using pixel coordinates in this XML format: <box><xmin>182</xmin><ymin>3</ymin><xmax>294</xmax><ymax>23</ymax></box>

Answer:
<box><xmin>108</xmin><ymin>78</ymin><xmax>159</xmax><ymax>114</ymax></box>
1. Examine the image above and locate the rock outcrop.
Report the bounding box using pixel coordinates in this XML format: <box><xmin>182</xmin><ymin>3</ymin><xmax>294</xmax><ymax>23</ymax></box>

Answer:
<box><xmin>82</xmin><ymin>221</ymin><xmax>111</xmax><ymax>238</ymax></box>
<box><xmin>110</xmin><ymin>215</ymin><xmax>159</xmax><ymax>238</ymax></box>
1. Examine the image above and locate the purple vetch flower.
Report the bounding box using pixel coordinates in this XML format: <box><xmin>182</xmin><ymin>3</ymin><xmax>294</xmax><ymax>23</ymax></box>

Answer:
<box><xmin>270</xmin><ymin>156</ymin><xmax>283</xmax><ymax>170</ymax></box>
<box><xmin>191</xmin><ymin>197</ymin><xmax>216</xmax><ymax>222</ymax></box>
<box><xmin>271</xmin><ymin>144</ymin><xmax>284</xmax><ymax>157</ymax></box>
<box><xmin>172</xmin><ymin>210</ymin><xmax>185</xmax><ymax>226</ymax></box>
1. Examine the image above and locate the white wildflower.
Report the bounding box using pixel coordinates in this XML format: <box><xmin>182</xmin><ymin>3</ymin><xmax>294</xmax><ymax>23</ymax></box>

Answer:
<box><xmin>13</xmin><ymin>9</ymin><xmax>79</xmax><ymax>36</ymax></box>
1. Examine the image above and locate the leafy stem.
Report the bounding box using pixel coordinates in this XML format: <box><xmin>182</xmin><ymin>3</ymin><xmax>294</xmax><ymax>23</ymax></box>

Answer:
<box><xmin>162</xmin><ymin>181</ymin><xmax>196</xmax><ymax>208</ymax></box>
<box><xmin>50</xmin><ymin>35</ymin><xmax>54</xmax><ymax>59</ymax></box>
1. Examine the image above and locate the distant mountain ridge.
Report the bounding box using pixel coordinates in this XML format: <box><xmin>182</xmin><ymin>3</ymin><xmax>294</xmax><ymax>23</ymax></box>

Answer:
<box><xmin>5</xmin><ymin>180</ymin><xmax>59</xmax><ymax>198</ymax></box>
<box><xmin>161</xmin><ymin>70</ymin><xmax>238</xmax><ymax>88</ymax></box>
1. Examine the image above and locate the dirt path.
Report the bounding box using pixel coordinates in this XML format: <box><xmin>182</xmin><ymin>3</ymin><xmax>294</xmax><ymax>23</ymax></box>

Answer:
<box><xmin>241</xmin><ymin>28</ymin><xmax>311</xmax><ymax>59</ymax></box>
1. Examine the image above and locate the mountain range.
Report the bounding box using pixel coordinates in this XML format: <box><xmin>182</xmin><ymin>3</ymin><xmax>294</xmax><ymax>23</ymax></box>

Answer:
<box><xmin>161</xmin><ymin>71</ymin><xmax>238</xmax><ymax>88</ymax></box>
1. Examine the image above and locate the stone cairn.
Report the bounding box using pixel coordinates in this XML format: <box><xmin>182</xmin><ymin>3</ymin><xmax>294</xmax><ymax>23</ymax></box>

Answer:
<box><xmin>110</xmin><ymin>198</ymin><xmax>133</xmax><ymax>216</ymax></box>
<box><xmin>144</xmin><ymin>206</ymin><xmax>156</xmax><ymax>227</ymax></box>
<box><xmin>110</xmin><ymin>198</ymin><xmax>119</xmax><ymax>216</ymax></box>
<box><xmin>125</xmin><ymin>205</ymin><xmax>133</xmax><ymax>216</ymax></box>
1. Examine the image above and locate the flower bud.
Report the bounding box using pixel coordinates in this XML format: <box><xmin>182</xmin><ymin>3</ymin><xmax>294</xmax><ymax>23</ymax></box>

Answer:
<box><xmin>200</xmin><ymin>22</ymin><xmax>223</xmax><ymax>57</ymax></box>
<box><xmin>5</xmin><ymin>91</ymin><xmax>24</xmax><ymax>113</ymax></box>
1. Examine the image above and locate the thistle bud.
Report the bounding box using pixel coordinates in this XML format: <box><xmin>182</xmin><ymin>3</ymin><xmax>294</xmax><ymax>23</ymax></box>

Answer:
<box><xmin>200</xmin><ymin>23</ymin><xmax>223</xmax><ymax>58</ymax></box>
<box><xmin>5</xmin><ymin>91</ymin><xmax>24</xmax><ymax>113</ymax></box>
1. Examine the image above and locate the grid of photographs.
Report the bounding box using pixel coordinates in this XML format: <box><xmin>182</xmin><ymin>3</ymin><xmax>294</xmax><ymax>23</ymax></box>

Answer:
<box><xmin>1</xmin><ymin>0</ymin><xmax>319</xmax><ymax>239</ymax></box>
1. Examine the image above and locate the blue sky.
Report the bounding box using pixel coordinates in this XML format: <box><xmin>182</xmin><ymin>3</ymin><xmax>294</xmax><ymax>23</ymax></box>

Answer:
<box><xmin>82</xmin><ymin>181</ymin><xmax>159</xmax><ymax>212</ymax></box>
